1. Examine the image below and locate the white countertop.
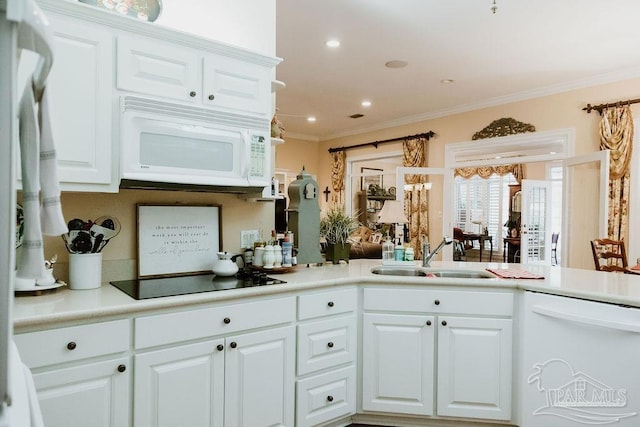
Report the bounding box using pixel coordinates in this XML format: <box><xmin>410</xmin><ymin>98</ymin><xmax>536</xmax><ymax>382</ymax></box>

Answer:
<box><xmin>13</xmin><ymin>260</ymin><xmax>640</xmax><ymax>330</ymax></box>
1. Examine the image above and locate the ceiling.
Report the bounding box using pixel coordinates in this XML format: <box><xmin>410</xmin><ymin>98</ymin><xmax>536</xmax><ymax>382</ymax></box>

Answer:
<box><xmin>275</xmin><ymin>0</ymin><xmax>640</xmax><ymax>141</ymax></box>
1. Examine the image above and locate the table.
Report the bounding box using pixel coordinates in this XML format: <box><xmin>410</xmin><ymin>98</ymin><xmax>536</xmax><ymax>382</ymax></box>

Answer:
<box><xmin>463</xmin><ymin>233</ymin><xmax>493</xmax><ymax>262</ymax></box>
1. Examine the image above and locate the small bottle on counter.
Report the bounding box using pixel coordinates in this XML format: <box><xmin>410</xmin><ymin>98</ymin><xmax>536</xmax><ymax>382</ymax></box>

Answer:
<box><xmin>404</xmin><ymin>247</ymin><xmax>414</xmax><ymax>261</ymax></box>
<box><xmin>394</xmin><ymin>245</ymin><xmax>405</xmax><ymax>261</ymax></box>
<box><xmin>382</xmin><ymin>236</ymin><xmax>394</xmax><ymax>262</ymax></box>
<box><xmin>273</xmin><ymin>241</ymin><xmax>283</xmax><ymax>268</ymax></box>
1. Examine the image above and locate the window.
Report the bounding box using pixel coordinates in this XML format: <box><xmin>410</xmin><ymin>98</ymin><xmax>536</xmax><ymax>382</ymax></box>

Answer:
<box><xmin>454</xmin><ymin>174</ymin><xmax>517</xmax><ymax>241</ymax></box>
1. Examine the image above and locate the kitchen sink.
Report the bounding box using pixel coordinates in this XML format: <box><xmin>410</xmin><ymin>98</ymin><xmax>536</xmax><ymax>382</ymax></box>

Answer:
<box><xmin>370</xmin><ymin>266</ymin><xmax>428</xmax><ymax>276</ymax></box>
<box><xmin>370</xmin><ymin>266</ymin><xmax>496</xmax><ymax>279</ymax></box>
<box><xmin>423</xmin><ymin>269</ymin><xmax>496</xmax><ymax>279</ymax></box>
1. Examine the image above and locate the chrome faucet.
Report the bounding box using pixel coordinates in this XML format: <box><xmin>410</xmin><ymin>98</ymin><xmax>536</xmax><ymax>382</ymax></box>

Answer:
<box><xmin>422</xmin><ymin>236</ymin><xmax>453</xmax><ymax>267</ymax></box>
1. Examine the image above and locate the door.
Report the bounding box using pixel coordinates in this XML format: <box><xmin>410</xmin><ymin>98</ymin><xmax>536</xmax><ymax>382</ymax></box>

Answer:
<box><xmin>437</xmin><ymin>316</ymin><xmax>512</xmax><ymax>420</ymax></box>
<box><xmin>34</xmin><ymin>357</ymin><xmax>130</xmax><ymax>427</ymax></box>
<box><xmin>18</xmin><ymin>13</ymin><xmax>114</xmax><ymax>189</ymax></box>
<box><xmin>562</xmin><ymin>151</ymin><xmax>609</xmax><ymax>269</ymax></box>
<box><xmin>224</xmin><ymin>326</ymin><xmax>295</xmax><ymax>427</ymax></box>
<box><xmin>362</xmin><ymin>313</ymin><xmax>435</xmax><ymax>416</ymax></box>
<box><xmin>520</xmin><ymin>179</ymin><xmax>553</xmax><ymax>265</ymax></box>
<box><xmin>134</xmin><ymin>339</ymin><xmax>225</xmax><ymax>427</ymax></box>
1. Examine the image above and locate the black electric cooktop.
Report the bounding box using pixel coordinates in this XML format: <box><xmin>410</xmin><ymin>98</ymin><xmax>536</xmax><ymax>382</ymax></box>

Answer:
<box><xmin>111</xmin><ymin>269</ymin><xmax>286</xmax><ymax>300</ymax></box>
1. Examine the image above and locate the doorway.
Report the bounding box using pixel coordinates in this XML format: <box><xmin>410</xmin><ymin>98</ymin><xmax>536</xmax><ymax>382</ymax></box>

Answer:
<box><xmin>444</xmin><ymin>128</ymin><xmax>594</xmax><ymax>266</ymax></box>
<box><xmin>344</xmin><ymin>151</ymin><xmax>402</xmax><ymax>227</ymax></box>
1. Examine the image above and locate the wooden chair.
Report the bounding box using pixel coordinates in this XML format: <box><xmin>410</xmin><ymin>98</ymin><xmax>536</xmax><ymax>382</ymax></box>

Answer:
<box><xmin>590</xmin><ymin>238</ymin><xmax>628</xmax><ymax>272</ymax></box>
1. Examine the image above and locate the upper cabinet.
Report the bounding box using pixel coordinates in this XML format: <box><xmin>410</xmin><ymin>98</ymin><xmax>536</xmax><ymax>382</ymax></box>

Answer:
<box><xmin>117</xmin><ymin>35</ymin><xmax>272</xmax><ymax>117</ymax></box>
<box><xmin>21</xmin><ymin>0</ymin><xmax>281</xmax><ymax>193</ymax></box>
<box><xmin>18</xmin><ymin>12</ymin><xmax>116</xmax><ymax>192</ymax></box>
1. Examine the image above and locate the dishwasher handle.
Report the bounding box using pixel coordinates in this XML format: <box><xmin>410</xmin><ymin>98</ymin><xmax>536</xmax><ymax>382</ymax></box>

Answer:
<box><xmin>532</xmin><ymin>304</ymin><xmax>640</xmax><ymax>333</ymax></box>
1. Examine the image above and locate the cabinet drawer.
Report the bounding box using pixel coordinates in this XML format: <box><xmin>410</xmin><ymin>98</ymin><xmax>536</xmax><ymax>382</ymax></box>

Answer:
<box><xmin>135</xmin><ymin>296</ymin><xmax>295</xmax><ymax>349</ymax></box>
<box><xmin>364</xmin><ymin>288</ymin><xmax>513</xmax><ymax>316</ymax></box>
<box><xmin>296</xmin><ymin>366</ymin><xmax>356</xmax><ymax>427</ymax></box>
<box><xmin>297</xmin><ymin>315</ymin><xmax>356</xmax><ymax>376</ymax></box>
<box><xmin>298</xmin><ymin>288</ymin><xmax>357</xmax><ymax>320</ymax></box>
<box><xmin>14</xmin><ymin>319</ymin><xmax>130</xmax><ymax>369</ymax></box>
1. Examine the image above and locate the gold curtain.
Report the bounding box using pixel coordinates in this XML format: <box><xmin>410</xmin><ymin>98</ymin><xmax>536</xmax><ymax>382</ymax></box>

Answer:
<box><xmin>402</xmin><ymin>136</ymin><xmax>429</xmax><ymax>257</ymax></box>
<box><xmin>599</xmin><ymin>106</ymin><xmax>634</xmax><ymax>241</ymax></box>
<box><xmin>455</xmin><ymin>164</ymin><xmax>523</xmax><ymax>183</ymax></box>
<box><xmin>330</xmin><ymin>151</ymin><xmax>346</xmax><ymax>204</ymax></box>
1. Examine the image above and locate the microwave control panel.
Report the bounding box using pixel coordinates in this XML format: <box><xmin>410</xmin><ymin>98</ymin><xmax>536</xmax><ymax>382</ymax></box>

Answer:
<box><xmin>249</xmin><ymin>135</ymin><xmax>267</xmax><ymax>178</ymax></box>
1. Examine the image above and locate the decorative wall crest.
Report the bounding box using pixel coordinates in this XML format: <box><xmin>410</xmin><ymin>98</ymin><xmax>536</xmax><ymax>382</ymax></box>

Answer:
<box><xmin>472</xmin><ymin>117</ymin><xmax>536</xmax><ymax>140</ymax></box>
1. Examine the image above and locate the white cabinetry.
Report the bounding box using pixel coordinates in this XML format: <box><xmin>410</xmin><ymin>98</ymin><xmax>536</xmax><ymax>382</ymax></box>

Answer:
<box><xmin>437</xmin><ymin>316</ymin><xmax>512</xmax><ymax>420</ymax></box>
<box><xmin>134</xmin><ymin>296</ymin><xmax>296</xmax><ymax>427</ymax></box>
<box><xmin>295</xmin><ymin>288</ymin><xmax>358</xmax><ymax>426</ymax></box>
<box><xmin>14</xmin><ymin>319</ymin><xmax>131</xmax><ymax>427</ymax></box>
<box><xmin>362</xmin><ymin>287</ymin><xmax>514</xmax><ymax>422</ymax></box>
<box><xmin>117</xmin><ymin>35</ymin><xmax>272</xmax><ymax>117</ymax></box>
<box><xmin>18</xmin><ymin>12</ymin><xmax>116</xmax><ymax>192</ymax></box>
<box><xmin>362</xmin><ymin>313</ymin><xmax>435</xmax><ymax>415</ymax></box>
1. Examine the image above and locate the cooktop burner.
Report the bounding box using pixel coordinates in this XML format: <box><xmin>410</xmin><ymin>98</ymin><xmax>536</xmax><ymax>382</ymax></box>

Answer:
<box><xmin>110</xmin><ymin>269</ymin><xmax>286</xmax><ymax>300</ymax></box>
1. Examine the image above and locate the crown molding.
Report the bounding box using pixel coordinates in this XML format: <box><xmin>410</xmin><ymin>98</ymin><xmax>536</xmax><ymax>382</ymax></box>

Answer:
<box><xmin>319</xmin><ymin>66</ymin><xmax>640</xmax><ymax>141</ymax></box>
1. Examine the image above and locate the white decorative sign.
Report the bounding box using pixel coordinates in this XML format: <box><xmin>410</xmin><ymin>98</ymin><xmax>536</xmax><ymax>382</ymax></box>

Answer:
<box><xmin>137</xmin><ymin>205</ymin><xmax>220</xmax><ymax>278</ymax></box>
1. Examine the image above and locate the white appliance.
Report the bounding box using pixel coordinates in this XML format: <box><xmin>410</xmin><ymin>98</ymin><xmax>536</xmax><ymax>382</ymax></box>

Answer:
<box><xmin>1</xmin><ymin>0</ymin><xmax>51</xmax><ymax>425</ymax></box>
<box><xmin>521</xmin><ymin>291</ymin><xmax>640</xmax><ymax>426</ymax></box>
<box><xmin>120</xmin><ymin>96</ymin><xmax>271</xmax><ymax>191</ymax></box>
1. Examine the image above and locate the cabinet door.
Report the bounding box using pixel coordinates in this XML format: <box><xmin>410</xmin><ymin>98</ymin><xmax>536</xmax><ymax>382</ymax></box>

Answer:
<box><xmin>33</xmin><ymin>357</ymin><xmax>130</xmax><ymax>427</ymax></box>
<box><xmin>202</xmin><ymin>55</ymin><xmax>271</xmax><ymax>116</ymax></box>
<box><xmin>225</xmin><ymin>326</ymin><xmax>295</xmax><ymax>427</ymax></box>
<box><xmin>134</xmin><ymin>339</ymin><xmax>225</xmax><ymax>427</ymax></box>
<box><xmin>362</xmin><ymin>313</ymin><xmax>435</xmax><ymax>416</ymax></box>
<box><xmin>17</xmin><ymin>14</ymin><xmax>115</xmax><ymax>190</ymax></box>
<box><xmin>117</xmin><ymin>35</ymin><xmax>201</xmax><ymax>103</ymax></box>
<box><xmin>437</xmin><ymin>316</ymin><xmax>513</xmax><ymax>420</ymax></box>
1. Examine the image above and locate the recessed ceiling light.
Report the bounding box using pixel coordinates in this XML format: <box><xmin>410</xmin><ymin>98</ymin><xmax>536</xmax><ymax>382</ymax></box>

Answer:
<box><xmin>361</xmin><ymin>100</ymin><xmax>372</xmax><ymax>108</ymax></box>
<box><xmin>385</xmin><ymin>60</ymin><xmax>408</xmax><ymax>69</ymax></box>
<box><xmin>440</xmin><ymin>79</ymin><xmax>455</xmax><ymax>84</ymax></box>
<box><xmin>326</xmin><ymin>39</ymin><xmax>340</xmax><ymax>48</ymax></box>
<box><xmin>307</xmin><ymin>116</ymin><xmax>317</xmax><ymax>122</ymax></box>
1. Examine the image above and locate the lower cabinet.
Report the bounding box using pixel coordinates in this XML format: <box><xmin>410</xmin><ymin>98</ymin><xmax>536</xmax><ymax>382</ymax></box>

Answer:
<box><xmin>361</xmin><ymin>287</ymin><xmax>514</xmax><ymax>422</ymax></box>
<box><xmin>14</xmin><ymin>319</ymin><xmax>131</xmax><ymax>427</ymax></box>
<box><xmin>296</xmin><ymin>366</ymin><xmax>356</xmax><ymax>427</ymax></box>
<box><xmin>33</xmin><ymin>357</ymin><xmax>130</xmax><ymax>427</ymax></box>
<box><xmin>134</xmin><ymin>339</ymin><xmax>225</xmax><ymax>427</ymax></box>
<box><xmin>362</xmin><ymin>313</ymin><xmax>435</xmax><ymax>416</ymax></box>
<box><xmin>295</xmin><ymin>288</ymin><xmax>358</xmax><ymax>426</ymax></box>
<box><xmin>437</xmin><ymin>316</ymin><xmax>513</xmax><ymax>420</ymax></box>
<box><xmin>134</xmin><ymin>325</ymin><xmax>295</xmax><ymax>427</ymax></box>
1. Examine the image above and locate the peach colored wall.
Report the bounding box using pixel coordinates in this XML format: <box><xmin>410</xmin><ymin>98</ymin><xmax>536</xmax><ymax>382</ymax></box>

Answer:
<box><xmin>275</xmin><ymin>136</ymin><xmax>321</xmax><ymax>179</ymax></box>
<box><xmin>42</xmin><ymin>190</ymin><xmax>274</xmax><ymax>267</ymax></box>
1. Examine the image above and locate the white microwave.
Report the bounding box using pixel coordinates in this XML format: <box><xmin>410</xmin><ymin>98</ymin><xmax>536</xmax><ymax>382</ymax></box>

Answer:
<box><xmin>120</xmin><ymin>96</ymin><xmax>271</xmax><ymax>191</ymax></box>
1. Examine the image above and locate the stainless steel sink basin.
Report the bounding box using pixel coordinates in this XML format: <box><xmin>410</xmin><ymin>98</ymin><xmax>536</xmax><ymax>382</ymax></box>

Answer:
<box><xmin>370</xmin><ymin>266</ymin><xmax>428</xmax><ymax>276</ymax></box>
<box><xmin>370</xmin><ymin>266</ymin><xmax>496</xmax><ymax>279</ymax></box>
<box><xmin>423</xmin><ymin>269</ymin><xmax>496</xmax><ymax>279</ymax></box>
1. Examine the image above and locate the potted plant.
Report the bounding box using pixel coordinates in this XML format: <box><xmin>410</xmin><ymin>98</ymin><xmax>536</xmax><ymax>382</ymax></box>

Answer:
<box><xmin>320</xmin><ymin>205</ymin><xmax>360</xmax><ymax>264</ymax></box>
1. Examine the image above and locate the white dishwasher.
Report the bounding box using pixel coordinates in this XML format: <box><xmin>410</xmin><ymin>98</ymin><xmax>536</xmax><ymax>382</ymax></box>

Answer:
<box><xmin>521</xmin><ymin>291</ymin><xmax>640</xmax><ymax>427</ymax></box>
